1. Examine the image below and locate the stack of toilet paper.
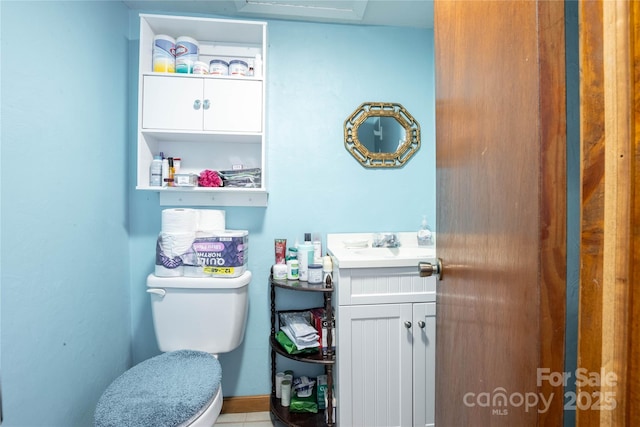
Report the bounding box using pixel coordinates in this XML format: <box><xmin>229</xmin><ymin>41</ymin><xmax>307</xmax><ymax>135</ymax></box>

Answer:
<box><xmin>155</xmin><ymin>208</ymin><xmax>226</xmax><ymax>277</ymax></box>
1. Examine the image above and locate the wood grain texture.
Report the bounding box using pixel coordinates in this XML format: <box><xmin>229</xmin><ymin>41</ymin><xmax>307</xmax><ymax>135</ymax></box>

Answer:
<box><xmin>536</xmin><ymin>1</ymin><xmax>568</xmax><ymax>424</ymax></box>
<box><xmin>630</xmin><ymin>2</ymin><xmax>640</xmax><ymax>424</ymax></box>
<box><xmin>434</xmin><ymin>1</ymin><xmax>566</xmax><ymax>425</ymax></box>
<box><xmin>222</xmin><ymin>395</ymin><xmax>270</xmax><ymax>413</ymax></box>
<box><xmin>577</xmin><ymin>0</ymin><xmax>638</xmax><ymax>425</ymax></box>
<box><xmin>577</xmin><ymin>2</ymin><xmax>606</xmax><ymax>426</ymax></box>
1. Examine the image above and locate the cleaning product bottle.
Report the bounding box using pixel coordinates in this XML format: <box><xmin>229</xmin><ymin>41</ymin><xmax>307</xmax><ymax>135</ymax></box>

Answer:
<box><xmin>161</xmin><ymin>156</ymin><xmax>170</xmax><ymax>188</ymax></box>
<box><xmin>312</xmin><ymin>232</ymin><xmax>322</xmax><ymax>264</ymax></box>
<box><xmin>417</xmin><ymin>215</ymin><xmax>433</xmax><ymax>246</ymax></box>
<box><xmin>149</xmin><ymin>155</ymin><xmax>163</xmax><ymax>186</ymax></box>
<box><xmin>286</xmin><ymin>248</ymin><xmax>299</xmax><ymax>280</ymax></box>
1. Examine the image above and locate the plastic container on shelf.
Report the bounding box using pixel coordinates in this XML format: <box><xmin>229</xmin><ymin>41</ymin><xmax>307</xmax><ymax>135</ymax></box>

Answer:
<box><xmin>175</xmin><ymin>36</ymin><xmax>199</xmax><ymax>73</ymax></box>
<box><xmin>209</xmin><ymin>59</ymin><xmax>229</xmax><ymax>75</ymax></box>
<box><xmin>192</xmin><ymin>61</ymin><xmax>209</xmax><ymax>74</ymax></box>
<box><xmin>153</xmin><ymin>34</ymin><xmax>175</xmax><ymax>72</ymax></box>
<box><xmin>149</xmin><ymin>155</ymin><xmax>163</xmax><ymax>186</ymax></box>
<box><xmin>229</xmin><ymin>59</ymin><xmax>248</xmax><ymax>76</ymax></box>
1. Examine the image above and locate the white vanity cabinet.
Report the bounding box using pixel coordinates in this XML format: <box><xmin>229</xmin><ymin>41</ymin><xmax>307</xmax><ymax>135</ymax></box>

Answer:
<box><xmin>327</xmin><ymin>233</ymin><xmax>437</xmax><ymax>427</ymax></box>
<box><xmin>136</xmin><ymin>14</ymin><xmax>267</xmax><ymax>206</ymax></box>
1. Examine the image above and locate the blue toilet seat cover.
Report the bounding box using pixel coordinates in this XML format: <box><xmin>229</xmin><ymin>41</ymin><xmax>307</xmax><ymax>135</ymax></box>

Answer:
<box><xmin>95</xmin><ymin>350</ymin><xmax>222</xmax><ymax>427</ymax></box>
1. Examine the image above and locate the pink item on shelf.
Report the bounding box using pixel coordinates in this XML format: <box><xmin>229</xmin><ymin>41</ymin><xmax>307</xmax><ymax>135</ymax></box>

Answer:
<box><xmin>198</xmin><ymin>170</ymin><xmax>222</xmax><ymax>187</ymax></box>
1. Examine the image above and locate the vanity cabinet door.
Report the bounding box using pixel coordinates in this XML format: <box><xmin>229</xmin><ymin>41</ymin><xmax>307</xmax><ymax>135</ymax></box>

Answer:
<box><xmin>412</xmin><ymin>302</ymin><xmax>436</xmax><ymax>427</ymax></box>
<box><xmin>338</xmin><ymin>303</ymin><xmax>413</xmax><ymax>427</ymax></box>
<box><xmin>142</xmin><ymin>75</ymin><xmax>203</xmax><ymax>131</ymax></box>
<box><xmin>203</xmin><ymin>79</ymin><xmax>262</xmax><ymax>132</ymax></box>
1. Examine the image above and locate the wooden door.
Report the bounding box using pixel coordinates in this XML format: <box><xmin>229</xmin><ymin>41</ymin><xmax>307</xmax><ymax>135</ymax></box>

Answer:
<box><xmin>434</xmin><ymin>1</ymin><xmax>566</xmax><ymax>426</ymax></box>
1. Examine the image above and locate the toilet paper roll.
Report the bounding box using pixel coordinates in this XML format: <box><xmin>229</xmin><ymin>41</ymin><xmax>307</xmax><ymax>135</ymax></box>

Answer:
<box><xmin>198</xmin><ymin>209</ymin><xmax>225</xmax><ymax>231</ymax></box>
<box><xmin>155</xmin><ymin>264</ymin><xmax>184</xmax><ymax>277</ymax></box>
<box><xmin>183</xmin><ymin>265</ymin><xmax>210</xmax><ymax>277</ymax></box>
<box><xmin>162</xmin><ymin>208</ymin><xmax>199</xmax><ymax>233</ymax></box>
<box><xmin>158</xmin><ymin>232</ymin><xmax>196</xmax><ymax>258</ymax></box>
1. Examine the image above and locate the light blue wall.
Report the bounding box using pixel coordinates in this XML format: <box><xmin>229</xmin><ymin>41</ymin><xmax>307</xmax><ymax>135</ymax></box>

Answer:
<box><xmin>128</xmin><ymin>14</ymin><xmax>436</xmax><ymax>397</ymax></box>
<box><xmin>1</xmin><ymin>1</ymin><xmax>131</xmax><ymax>425</ymax></box>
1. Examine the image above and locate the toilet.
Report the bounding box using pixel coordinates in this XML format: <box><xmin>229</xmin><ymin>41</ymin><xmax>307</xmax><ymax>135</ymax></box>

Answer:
<box><xmin>95</xmin><ymin>271</ymin><xmax>251</xmax><ymax>427</ymax></box>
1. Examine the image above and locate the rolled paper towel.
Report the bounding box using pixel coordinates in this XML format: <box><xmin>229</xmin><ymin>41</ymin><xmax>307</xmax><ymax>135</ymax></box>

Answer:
<box><xmin>162</xmin><ymin>208</ymin><xmax>199</xmax><ymax>233</ymax></box>
<box><xmin>198</xmin><ymin>209</ymin><xmax>225</xmax><ymax>231</ymax></box>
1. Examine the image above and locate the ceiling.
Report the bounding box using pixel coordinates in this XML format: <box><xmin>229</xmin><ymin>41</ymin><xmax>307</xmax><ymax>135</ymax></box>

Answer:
<box><xmin>122</xmin><ymin>0</ymin><xmax>434</xmax><ymax>29</ymax></box>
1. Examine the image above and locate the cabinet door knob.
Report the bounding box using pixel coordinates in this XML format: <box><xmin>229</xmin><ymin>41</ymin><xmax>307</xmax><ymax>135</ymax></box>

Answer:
<box><xmin>193</xmin><ymin>99</ymin><xmax>202</xmax><ymax>110</ymax></box>
<box><xmin>418</xmin><ymin>320</ymin><xmax>426</xmax><ymax>329</ymax></box>
<box><xmin>203</xmin><ymin>99</ymin><xmax>210</xmax><ymax>110</ymax></box>
<box><xmin>404</xmin><ymin>321</ymin><xmax>412</xmax><ymax>329</ymax></box>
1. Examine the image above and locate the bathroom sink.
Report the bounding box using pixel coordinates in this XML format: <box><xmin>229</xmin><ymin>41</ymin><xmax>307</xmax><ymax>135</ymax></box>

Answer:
<box><xmin>352</xmin><ymin>247</ymin><xmax>433</xmax><ymax>258</ymax></box>
<box><xmin>327</xmin><ymin>232</ymin><xmax>436</xmax><ymax>268</ymax></box>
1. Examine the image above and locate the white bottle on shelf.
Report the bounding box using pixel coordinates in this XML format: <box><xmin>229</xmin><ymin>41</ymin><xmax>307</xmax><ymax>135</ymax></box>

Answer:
<box><xmin>161</xmin><ymin>157</ymin><xmax>170</xmax><ymax>188</ymax></box>
<box><xmin>253</xmin><ymin>54</ymin><xmax>263</xmax><ymax>78</ymax></box>
<box><xmin>149</xmin><ymin>155</ymin><xmax>163</xmax><ymax>186</ymax></box>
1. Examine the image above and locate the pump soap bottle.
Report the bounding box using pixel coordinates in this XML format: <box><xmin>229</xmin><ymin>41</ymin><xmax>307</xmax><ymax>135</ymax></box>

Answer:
<box><xmin>417</xmin><ymin>215</ymin><xmax>433</xmax><ymax>246</ymax></box>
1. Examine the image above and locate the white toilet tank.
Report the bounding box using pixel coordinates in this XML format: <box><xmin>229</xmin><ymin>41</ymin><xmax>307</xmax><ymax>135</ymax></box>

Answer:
<box><xmin>147</xmin><ymin>271</ymin><xmax>251</xmax><ymax>353</ymax></box>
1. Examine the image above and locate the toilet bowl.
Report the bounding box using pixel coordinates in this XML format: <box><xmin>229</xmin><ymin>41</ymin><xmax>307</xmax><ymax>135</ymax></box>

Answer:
<box><xmin>95</xmin><ymin>272</ymin><xmax>251</xmax><ymax>427</ymax></box>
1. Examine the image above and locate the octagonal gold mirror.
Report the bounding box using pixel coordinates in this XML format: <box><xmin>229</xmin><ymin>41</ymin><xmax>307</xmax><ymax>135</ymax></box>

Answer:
<box><xmin>344</xmin><ymin>102</ymin><xmax>420</xmax><ymax>168</ymax></box>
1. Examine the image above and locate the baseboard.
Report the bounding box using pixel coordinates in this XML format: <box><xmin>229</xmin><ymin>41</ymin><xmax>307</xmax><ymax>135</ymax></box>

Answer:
<box><xmin>222</xmin><ymin>395</ymin><xmax>271</xmax><ymax>413</ymax></box>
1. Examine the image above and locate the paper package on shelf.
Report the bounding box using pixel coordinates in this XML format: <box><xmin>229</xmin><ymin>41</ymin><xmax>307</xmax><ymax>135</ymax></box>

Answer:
<box><xmin>279</xmin><ymin>312</ymin><xmax>320</xmax><ymax>351</ymax></box>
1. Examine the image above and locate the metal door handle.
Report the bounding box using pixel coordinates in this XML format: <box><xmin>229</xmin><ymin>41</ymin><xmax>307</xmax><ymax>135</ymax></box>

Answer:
<box><xmin>404</xmin><ymin>321</ymin><xmax>412</xmax><ymax>329</ymax></box>
<box><xmin>418</xmin><ymin>258</ymin><xmax>443</xmax><ymax>280</ymax></box>
<box><xmin>203</xmin><ymin>99</ymin><xmax>210</xmax><ymax>110</ymax></box>
<box><xmin>417</xmin><ymin>320</ymin><xmax>426</xmax><ymax>329</ymax></box>
<box><xmin>193</xmin><ymin>99</ymin><xmax>202</xmax><ymax>110</ymax></box>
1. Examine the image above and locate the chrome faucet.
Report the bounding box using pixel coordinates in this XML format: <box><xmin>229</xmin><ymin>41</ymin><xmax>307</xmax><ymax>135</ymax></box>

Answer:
<box><xmin>372</xmin><ymin>233</ymin><xmax>400</xmax><ymax>248</ymax></box>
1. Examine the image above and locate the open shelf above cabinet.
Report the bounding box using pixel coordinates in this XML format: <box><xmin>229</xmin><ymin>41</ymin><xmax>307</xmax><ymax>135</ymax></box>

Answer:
<box><xmin>136</xmin><ymin>14</ymin><xmax>267</xmax><ymax>207</ymax></box>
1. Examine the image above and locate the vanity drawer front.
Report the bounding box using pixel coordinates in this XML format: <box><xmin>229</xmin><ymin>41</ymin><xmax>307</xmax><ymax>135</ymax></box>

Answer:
<box><xmin>336</xmin><ymin>267</ymin><xmax>436</xmax><ymax>305</ymax></box>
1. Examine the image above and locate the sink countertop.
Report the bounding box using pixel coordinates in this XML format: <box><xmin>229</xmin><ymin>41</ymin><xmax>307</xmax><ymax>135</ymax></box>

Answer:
<box><xmin>327</xmin><ymin>232</ymin><xmax>437</xmax><ymax>268</ymax></box>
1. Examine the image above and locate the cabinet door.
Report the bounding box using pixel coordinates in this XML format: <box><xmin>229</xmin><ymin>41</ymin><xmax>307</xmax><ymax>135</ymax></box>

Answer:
<box><xmin>412</xmin><ymin>303</ymin><xmax>436</xmax><ymax>427</ymax></box>
<box><xmin>338</xmin><ymin>304</ymin><xmax>413</xmax><ymax>427</ymax></box>
<box><xmin>204</xmin><ymin>79</ymin><xmax>262</xmax><ymax>132</ymax></box>
<box><xmin>142</xmin><ymin>75</ymin><xmax>204</xmax><ymax>130</ymax></box>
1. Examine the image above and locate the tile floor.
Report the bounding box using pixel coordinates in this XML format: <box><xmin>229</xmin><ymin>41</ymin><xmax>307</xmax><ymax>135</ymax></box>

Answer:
<box><xmin>216</xmin><ymin>411</ymin><xmax>276</xmax><ymax>427</ymax></box>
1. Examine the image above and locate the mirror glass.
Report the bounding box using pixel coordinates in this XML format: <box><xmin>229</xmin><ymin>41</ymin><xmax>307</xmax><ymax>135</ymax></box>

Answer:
<box><xmin>344</xmin><ymin>102</ymin><xmax>420</xmax><ymax>168</ymax></box>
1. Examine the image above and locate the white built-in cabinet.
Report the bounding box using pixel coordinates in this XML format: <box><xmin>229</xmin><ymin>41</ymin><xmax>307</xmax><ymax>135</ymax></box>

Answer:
<box><xmin>136</xmin><ymin>14</ymin><xmax>267</xmax><ymax>206</ymax></box>
<box><xmin>335</xmin><ymin>267</ymin><xmax>436</xmax><ymax>427</ymax></box>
